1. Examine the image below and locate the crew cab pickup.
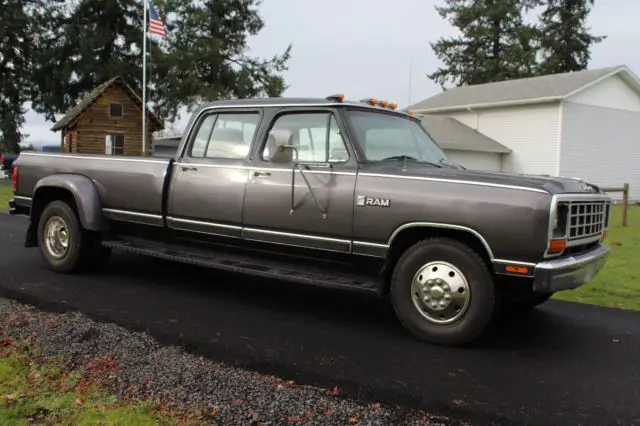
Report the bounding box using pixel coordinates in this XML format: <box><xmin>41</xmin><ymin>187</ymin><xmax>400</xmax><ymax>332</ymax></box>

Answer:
<box><xmin>8</xmin><ymin>95</ymin><xmax>612</xmax><ymax>346</ymax></box>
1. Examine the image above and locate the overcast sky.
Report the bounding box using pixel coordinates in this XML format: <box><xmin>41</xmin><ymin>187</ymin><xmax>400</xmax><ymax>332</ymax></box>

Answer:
<box><xmin>23</xmin><ymin>0</ymin><xmax>640</xmax><ymax>145</ymax></box>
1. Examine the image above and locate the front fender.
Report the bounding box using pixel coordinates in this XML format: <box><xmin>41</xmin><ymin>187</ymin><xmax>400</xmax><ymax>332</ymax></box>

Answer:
<box><xmin>33</xmin><ymin>174</ymin><xmax>104</xmax><ymax>231</ymax></box>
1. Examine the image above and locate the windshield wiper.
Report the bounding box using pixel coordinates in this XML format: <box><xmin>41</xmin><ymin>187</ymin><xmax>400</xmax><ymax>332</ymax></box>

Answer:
<box><xmin>380</xmin><ymin>155</ymin><xmax>443</xmax><ymax>168</ymax></box>
<box><xmin>439</xmin><ymin>158</ymin><xmax>465</xmax><ymax>169</ymax></box>
<box><xmin>381</xmin><ymin>155</ymin><xmax>419</xmax><ymax>161</ymax></box>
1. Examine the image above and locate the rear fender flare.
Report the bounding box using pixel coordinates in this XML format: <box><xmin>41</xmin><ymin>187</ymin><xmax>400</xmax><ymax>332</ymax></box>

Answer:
<box><xmin>33</xmin><ymin>174</ymin><xmax>104</xmax><ymax>231</ymax></box>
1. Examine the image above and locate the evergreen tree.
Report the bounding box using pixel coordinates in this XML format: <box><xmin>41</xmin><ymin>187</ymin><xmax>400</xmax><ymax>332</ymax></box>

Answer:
<box><xmin>154</xmin><ymin>0</ymin><xmax>291</xmax><ymax>121</ymax></box>
<box><xmin>2</xmin><ymin>0</ymin><xmax>291</xmax><ymax>144</ymax></box>
<box><xmin>37</xmin><ymin>0</ymin><xmax>165</xmax><ymax>115</ymax></box>
<box><xmin>28</xmin><ymin>0</ymin><xmax>72</xmax><ymax>122</ymax></box>
<box><xmin>427</xmin><ymin>0</ymin><xmax>539</xmax><ymax>88</ymax></box>
<box><xmin>0</xmin><ymin>0</ymin><xmax>33</xmax><ymax>152</ymax></box>
<box><xmin>535</xmin><ymin>0</ymin><xmax>604</xmax><ymax>75</ymax></box>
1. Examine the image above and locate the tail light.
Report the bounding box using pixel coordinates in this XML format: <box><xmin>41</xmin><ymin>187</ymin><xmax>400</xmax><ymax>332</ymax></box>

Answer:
<box><xmin>11</xmin><ymin>165</ymin><xmax>18</xmax><ymax>192</ymax></box>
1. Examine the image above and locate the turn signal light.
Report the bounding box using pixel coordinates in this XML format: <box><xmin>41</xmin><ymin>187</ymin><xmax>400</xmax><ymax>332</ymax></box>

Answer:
<box><xmin>548</xmin><ymin>238</ymin><xmax>567</xmax><ymax>254</ymax></box>
<box><xmin>505</xmin><ymin>265</ymin><xmax>530</xmax><ymax>275</ymax></box>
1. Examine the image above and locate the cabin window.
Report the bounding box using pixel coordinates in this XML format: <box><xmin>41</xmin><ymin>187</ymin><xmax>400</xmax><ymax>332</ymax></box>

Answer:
<box><xmin>109</xmin><ymin>103</ymin><xmax>123</xmax><ymax>118</ymax></box>
<box><xmin>106</xmin><ymin>133</ymin><xmax>125</xmax><ymax>155</ymax></box>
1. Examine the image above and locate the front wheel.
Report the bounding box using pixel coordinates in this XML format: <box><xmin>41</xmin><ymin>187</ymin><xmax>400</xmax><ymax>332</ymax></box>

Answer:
<box><xmin>390</xmin><ymin>238</ymin><xmax>497</xmax><ymax>346</ymax></box>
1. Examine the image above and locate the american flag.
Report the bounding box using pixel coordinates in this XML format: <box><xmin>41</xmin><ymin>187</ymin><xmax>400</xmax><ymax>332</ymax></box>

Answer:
<box><xmin>148</xmin><ymin>0</ymin><xmax>166</xmax><ymax>37</ymax></box>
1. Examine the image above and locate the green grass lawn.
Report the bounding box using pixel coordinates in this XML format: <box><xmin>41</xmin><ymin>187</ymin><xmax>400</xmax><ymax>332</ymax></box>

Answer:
<box><xmin>554</xmin><ymin>204</ymin><xmax>640</xmax><ymax>311</ymax></box>
<box><xmin>0</xmin><ymin>341</ymin><xmax>200</xmax><ymax>425</ymax></box>
<box><xmin>0</xmin><ymin>185</ymin><xmax>11</xmax><ymax>212</ymax></box>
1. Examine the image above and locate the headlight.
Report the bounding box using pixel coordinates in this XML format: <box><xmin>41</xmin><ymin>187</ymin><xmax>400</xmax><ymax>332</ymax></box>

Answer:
<box><xmin>552</xmin><ymin>203</ymin><xmax>568</xmax><ymax>237</ymax></box>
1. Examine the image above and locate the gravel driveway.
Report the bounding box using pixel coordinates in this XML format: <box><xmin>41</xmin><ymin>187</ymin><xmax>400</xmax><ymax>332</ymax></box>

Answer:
<box><xmin>0</xmin><ymin>298</ymin><xmax>457</xmax><ymax>426</ymax></box>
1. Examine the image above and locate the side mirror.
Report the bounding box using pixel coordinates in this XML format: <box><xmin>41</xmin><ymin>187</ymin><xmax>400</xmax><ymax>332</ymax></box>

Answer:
<box><xmin>266</xmin><ymin>129</ymin><xmax>295</xmax><ymax>163</ymax></box>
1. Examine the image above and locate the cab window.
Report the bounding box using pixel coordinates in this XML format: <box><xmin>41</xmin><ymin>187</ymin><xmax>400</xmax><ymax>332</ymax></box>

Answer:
<box><xmin>261</xmin><ymin>112</ymin><xmax>349</xmax><ymax>163</ymax></box>
<box><xmin>189</xmin><ymin>112</ymin><xmax>260</xmax><ymax>159</ymax></box>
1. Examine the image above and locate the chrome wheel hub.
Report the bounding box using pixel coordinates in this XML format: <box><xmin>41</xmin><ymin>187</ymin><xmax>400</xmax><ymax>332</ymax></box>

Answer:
<box><xmin>44</xmin><ymin>216</ymin><xmax>70</xmax><ymax>259</ymax></box>
<box><xmin>411</xmin><ymin>261</ymin><xmax>471</xmax><ymax>324</ymax></box>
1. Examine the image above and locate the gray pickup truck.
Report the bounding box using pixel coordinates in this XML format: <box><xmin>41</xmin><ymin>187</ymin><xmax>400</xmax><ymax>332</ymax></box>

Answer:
<box><xmin>8</xmin><ymin>95</ymin><xmax>612</xmax><ymax>346</ymax></box>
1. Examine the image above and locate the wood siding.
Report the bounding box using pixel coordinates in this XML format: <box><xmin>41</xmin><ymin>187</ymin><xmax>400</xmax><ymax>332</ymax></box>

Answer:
<box><xmin>70</xmin><ymin>85</ymin><xmax>155</xmax><ymax>156</ymax></box>
<box><xmin>62</xmin><ymin>127</ymin><xmax>78</xmax><ymax>153</ymax></box>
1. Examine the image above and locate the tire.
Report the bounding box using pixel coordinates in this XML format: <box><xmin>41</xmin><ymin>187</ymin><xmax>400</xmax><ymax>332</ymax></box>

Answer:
<box><xmin>37</xmin><ymin>200</ymin><xmax>105</xmax><ymax>274</ymax></box>
<box><xmin>390</xmin><ymin>237</ymin><xmax>496</xmax><ymax>346</ymax></box>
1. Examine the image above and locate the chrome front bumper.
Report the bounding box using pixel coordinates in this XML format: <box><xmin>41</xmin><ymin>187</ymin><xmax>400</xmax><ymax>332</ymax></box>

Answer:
<box><xmin>533</xmin><ymin>245</ymin><xmax>610</xmax><ymax>293</ymax></box>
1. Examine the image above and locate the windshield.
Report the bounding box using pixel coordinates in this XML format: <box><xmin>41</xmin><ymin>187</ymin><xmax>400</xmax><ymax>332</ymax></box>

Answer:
<box><xmin>344</xmin><ymin>109</ymin><xmax>452</xmax><ymax>166</ymax></box>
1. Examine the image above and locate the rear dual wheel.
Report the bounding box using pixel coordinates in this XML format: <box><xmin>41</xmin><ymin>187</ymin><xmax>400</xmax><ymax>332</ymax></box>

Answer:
<box><xmin>37</xmin><ymin>200</ymin><xmax>110</xmax><ymax>273</ymax></box>
<box><xmin>390</xmin><ymin>238</ymin><xmax>497</xmax><ymax>346</ymax></box>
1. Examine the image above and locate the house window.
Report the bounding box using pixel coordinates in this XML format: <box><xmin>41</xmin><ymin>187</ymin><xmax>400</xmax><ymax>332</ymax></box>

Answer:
<box><xmin>106</xmin><ymin>133</ymin><xmax>125</xmax><ymax>155</ymax></box>
<box><xmin>109</xmin><ymin>103</ymin><xmax>123</xmax><ymax>118</ymax></box>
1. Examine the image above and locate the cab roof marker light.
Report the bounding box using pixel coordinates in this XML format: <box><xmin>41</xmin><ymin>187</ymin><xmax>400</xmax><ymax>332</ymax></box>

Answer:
<box><xmin>360</xmin><ymin>98</ymin><xmax>378</xmax><ymax>106</ymax></box>
<box><xmin>326</xmin><ymin>93</ymin><xmax>345</xmax><ymax>102</ymax></box>
<box><xmin>359</xmin><ymin>98</ymin><xmax>399</xmax><ymax>109</ymax></box>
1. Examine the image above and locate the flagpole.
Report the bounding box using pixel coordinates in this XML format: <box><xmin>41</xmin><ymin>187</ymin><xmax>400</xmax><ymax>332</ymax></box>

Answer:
<box><xmin>142</xmin><ymin>0</ymin><xmax>148</xmax><ymax>156</ymax></box>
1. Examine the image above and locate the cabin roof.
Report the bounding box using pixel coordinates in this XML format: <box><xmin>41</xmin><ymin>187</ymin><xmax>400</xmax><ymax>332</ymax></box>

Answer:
<box><xmin>51</xmin><ymin>76</ymin><xmax>163</xmax><ymax>131</ymax></box>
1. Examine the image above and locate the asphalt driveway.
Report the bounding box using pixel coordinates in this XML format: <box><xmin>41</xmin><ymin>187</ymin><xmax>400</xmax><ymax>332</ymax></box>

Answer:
<box><xmin>0</xmin><ymin>214</ymin><xmax>638</xmax><ymax>426</ymax></box>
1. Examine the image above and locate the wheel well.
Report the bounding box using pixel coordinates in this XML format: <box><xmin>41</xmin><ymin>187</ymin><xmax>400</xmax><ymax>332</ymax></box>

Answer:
<box><xmin>380</xmin><ymin>226</ymin><xmax>493</xmax><ymax>295</ymax></box>
<box><xmin>26</xmin><ymin>187</ymin><xmax>78</xmax><ymax>247</ymax></box>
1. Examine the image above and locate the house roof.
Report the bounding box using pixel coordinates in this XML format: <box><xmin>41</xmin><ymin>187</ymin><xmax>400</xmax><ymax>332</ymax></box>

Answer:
<box><xmin>51</xmin><ymin>76</ymin><xmax>163</xmax><ymax>131</ymax></box>
<box><xmin>406</xmin><ymin>65</ymin><xmax>640</xmax><ymax>113</ymax></box>
<box><xmin>420</xmin><ymin>114</ymin><xmax>511</xmax><ymax>154</ymax></box>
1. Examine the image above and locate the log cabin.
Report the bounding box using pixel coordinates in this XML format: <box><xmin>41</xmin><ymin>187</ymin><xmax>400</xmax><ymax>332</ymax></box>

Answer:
<box><xmin>51</xmin><ymin>76</ymin><xmax>164</xmax><ymax>156</ymax></box>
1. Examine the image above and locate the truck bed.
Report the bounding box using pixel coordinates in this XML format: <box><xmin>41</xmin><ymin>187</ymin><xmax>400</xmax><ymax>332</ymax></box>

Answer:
<box><xmin>14</xmin><ymin>152</ymin><xmax>170</xmax><ymax>216</ymax></box>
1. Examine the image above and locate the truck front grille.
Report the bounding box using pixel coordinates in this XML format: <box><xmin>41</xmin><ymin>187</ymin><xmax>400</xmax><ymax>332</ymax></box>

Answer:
<box><xmin>562</xmin><ymin>201</ymin><xmax>610</xmax><ymax>242</ymax></box>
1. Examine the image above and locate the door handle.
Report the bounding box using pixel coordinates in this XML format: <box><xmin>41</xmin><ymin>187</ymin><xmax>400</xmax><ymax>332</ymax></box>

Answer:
<box><xmin>303</xmin><ymin>163</ymin><xmax>332</xmax><ymax>170</ymax></box>
<box><xmin>181</xmin><ymin>166</ymin><xmax>198</xmax><ymax>172</ymax></box>
<box><xmin>253</xmin><ymin>171</ymin><xmax>271</xmax><ymax>177</ymax></box>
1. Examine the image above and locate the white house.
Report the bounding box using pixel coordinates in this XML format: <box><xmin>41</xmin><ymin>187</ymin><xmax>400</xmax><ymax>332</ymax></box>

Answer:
<box><xmin>407</xmin><ymin>65</ymin><xmax>640</xmax><ymax>201</ymax></box>
<box><xmin>418</xmin><ymin>114</ymin><xmax>511</xmax><ymax>172</ymax></box>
